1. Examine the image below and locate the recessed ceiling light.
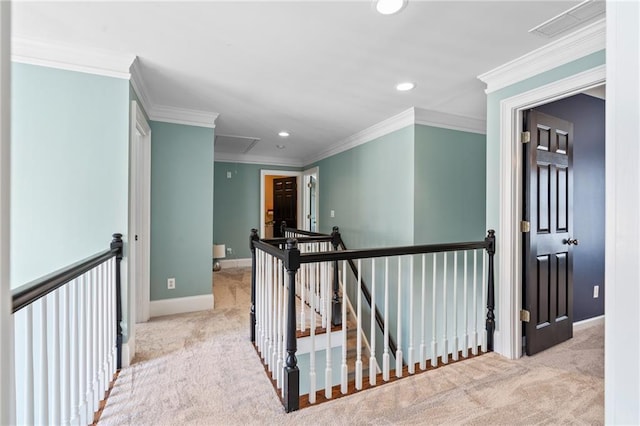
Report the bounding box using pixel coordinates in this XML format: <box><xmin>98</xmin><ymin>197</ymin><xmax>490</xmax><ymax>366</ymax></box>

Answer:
<box><xmin>396</xmin><ymin>82</ymin><xmax>415</xmax><ymax>91</ymax></box>
<box><xmin>276</xmin><ymin>145</ymin><xmax>286</xmax><ymax>149</ymax></box>
<box><xmin>375</xmin><ymin>0</ymin><xmax>406</xmax><ymax>15</ymax></box>
<box><xmin>278</xmin><ymin>131</ymin><xmax>290</xmax><ymax>137</ymax></box>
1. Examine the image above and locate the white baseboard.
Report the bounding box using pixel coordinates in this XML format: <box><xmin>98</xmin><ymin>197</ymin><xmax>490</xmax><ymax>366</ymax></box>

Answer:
<box><xmin>219</xmin><ymin>258</ymin><xmax>251</xmax><ymax>268</ymax></box>
<box><xmin>122</xmin><ymin>336</ymin><xmax>135</xmax><ymax>368</ymax></box>
<box><xmin>150</xmin><ymin>294</ymin><xmax>214</xmax><ymax>318</ymax></box>
<box><xmin>573</xmin><ymin>314</ymin><xmax>604</xmax><ymax>331</ymax></box>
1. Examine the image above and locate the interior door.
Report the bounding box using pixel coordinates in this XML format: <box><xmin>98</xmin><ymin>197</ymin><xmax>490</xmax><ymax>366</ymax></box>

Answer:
<box><xmin>523</xmin><ymin>110</ymin><xmax>575</xmax><ymax>355</ymax></box>
<box><xmin>273</xmin><ymin>176</ymin><xmax>297</xmax><ymax>237</ymax></box>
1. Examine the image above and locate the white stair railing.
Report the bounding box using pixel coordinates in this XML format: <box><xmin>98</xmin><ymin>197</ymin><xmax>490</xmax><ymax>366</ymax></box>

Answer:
<box><xmin>11</xmin><ymin>233</ymin><xmax>123</xmax><ymax>426</ymax></box>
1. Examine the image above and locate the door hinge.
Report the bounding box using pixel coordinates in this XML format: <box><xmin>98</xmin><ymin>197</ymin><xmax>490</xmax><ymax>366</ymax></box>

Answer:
<box><xmin>520</xmin><ymin>309</ymin><xmax>530</xmax><ymax>322</ymax></box>
<box><xmin>520</xmin><ymin>221</ymin><xmax>530</xmax><ymax>233</ymax></box>
<box><xmin>521</xmin><ymin>131</ymin><xmax>531</xmax><ymax>144</ymax></box>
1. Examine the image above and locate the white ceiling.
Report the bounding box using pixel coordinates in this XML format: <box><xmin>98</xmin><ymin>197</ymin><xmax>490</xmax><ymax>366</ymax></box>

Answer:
<box><xmin>12</xmin><ymin>1</ymin><xmax>584</xmax><ymax>165</ymax></box>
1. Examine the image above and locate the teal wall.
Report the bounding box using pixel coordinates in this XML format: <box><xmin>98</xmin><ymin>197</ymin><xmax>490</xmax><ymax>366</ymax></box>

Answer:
<box><xmin>311</xmin><ymin>126</ymin><xmax>415</xmax><ymax>249</ymax></box>
<box><xmin>414</xmin><ymin>124</ymin><xmax>486</xmax><ymax>244</ymax></box>
<box><xmin>150</xmin><ymin>121</ymin><xmax>214</xmax><ymax>301</ymax></box>
<box><xmin>213</xmin><ymin>162</ymin><xmax>300</xmax><ymax>259</ymax></box>
<box><xmin>11</xmin><ymin>63</ymin><xmax>129</xmax><ymax>288</ymax></box>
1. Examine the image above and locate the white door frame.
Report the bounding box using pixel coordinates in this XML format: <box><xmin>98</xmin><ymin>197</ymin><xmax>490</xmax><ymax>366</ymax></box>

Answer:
<box><xmin>129</xmin><ymin>100</ymin><xmax>151</xmax><ymax>327</ymax></box>
<box><xmin>259</xmin><ymin>169</ymin><xmax>302</xmax><ymax>238</ymax></box>
<box><xmin>302</xmin><ymin>166</ymin><xmax>319</xmax><ymax>232</ymax></box>
<box><xmin>496</xmin><ymin>65</ymin><xmax>605</xmax><ymax>359</ymax></box>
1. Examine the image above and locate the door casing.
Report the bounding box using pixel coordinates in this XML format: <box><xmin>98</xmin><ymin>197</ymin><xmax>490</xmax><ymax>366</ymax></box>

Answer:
<box><xmin>260</xmin><ymin>169</ymin><xmax>302</xmax><ymax>238</ymax></box>
<box><xmin>495</xmin><ymin>65</ymin><xmax>605</xmax><ymax>359</ymax></box>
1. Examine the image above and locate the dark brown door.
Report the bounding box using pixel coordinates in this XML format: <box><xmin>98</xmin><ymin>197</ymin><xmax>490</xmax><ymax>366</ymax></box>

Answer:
<box><xmin>523</xmin><ymin>110</ymin><xmax>575</xmax><ymax>355</ymax></box>
<box><xmin>273</xmin><ymin>176</ymin><xmax>297</xmax><ymax>237</ymax></box>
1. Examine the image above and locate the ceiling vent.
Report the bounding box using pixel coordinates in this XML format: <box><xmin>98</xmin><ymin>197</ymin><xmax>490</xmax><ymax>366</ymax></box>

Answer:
<box><xmin>214</xmin><ymin>134</ymin><xmax>260</xmax><ymax>154</ymax></box>
<box><xmin>529</xmin><ymin>0</ymin><xmax>605</xmax><ymax>38</ymax></box>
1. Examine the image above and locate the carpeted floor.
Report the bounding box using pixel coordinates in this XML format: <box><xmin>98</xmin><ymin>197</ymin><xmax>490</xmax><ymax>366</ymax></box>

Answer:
<box><xmin>99</xmin><ymin>267</ymin><xmax>603</xmax><ymax>425</ymax></box>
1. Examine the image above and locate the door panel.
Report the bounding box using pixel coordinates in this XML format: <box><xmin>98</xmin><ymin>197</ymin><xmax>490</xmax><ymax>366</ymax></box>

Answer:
<box><xmin>273</xmin><ymin>176</ymin><xmax>297</xmax><ymax>237</ymax></box>
<box><xmin>524</xmin><ymin>110</ymin><xmax>575</xmax><ymax>355</ymax></box>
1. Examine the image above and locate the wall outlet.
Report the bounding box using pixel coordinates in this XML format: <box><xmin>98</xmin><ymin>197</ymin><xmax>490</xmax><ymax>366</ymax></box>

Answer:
<box><xmin>593</xmin><ymin>285</ymin><xmax>599</xmax><ymax>298</ymax></box>
<box><xmin>227</xmin><ymin>171</ymin><xmax>232</xmax><ymax>179</ymax></box>
<box><xmin>168</xmin><ymin>278</ymin><xmax>176</xmax><ymax>290</ymax></box>
<box><xmin>330</xmin><ymin>210</ymin><xmax>335</xmax><ymax>218</ymax></box>
<box><xmin>227</xmin><ymin>247</ymin><xmax>233</xmax><ymax>256</ymax></box>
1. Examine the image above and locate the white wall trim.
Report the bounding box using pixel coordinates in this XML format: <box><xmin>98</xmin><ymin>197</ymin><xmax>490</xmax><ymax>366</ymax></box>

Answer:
<box><xmin>129</xmin><ymin>58</ymin><xmax>153</xmax><ymax>116</ymax></box>
<box><xmin>148</xmin><ymin>105</ymin><xmax>219</xmax><ymax>129</ymax></box>
<box><xmin>149</xmin><ymin>294</ymin><xmax>214</xmax><ymax>318</ymax></box>
<box><xmin>11</xmin><ymin>37</ymin><xmax>135</xmax><ymax>80</ymax></box>
<box><xmin>219</xmin><ymin>258</ymin><xmax>252</xmax><ymax>268</ymax></box>
<box><xmin>259</xmin><ymin>169</ymin><xmax>303</xmax><ymax>238</ymax></box>
<box><xmin>573</xmin><ymin>315</ymin><xmax>604</xmax><ymax>331</ymax></box>
<box><xmin>121</xmin><ymin>336</ymin><xmax>135</xmax><ymax>368</ymax></box>
<box><xmin>495</xmin><ymin>65</ymin><xmax>605</xmax><ymax>360</ymax></box>
<box><xmin>303</xmin><ymin>107</ymin><xmax>485</xmax><ymax>166</ymax></box>
<box><xmin>215</xmin><ymin>152</ymin><xmax>303</xmax><ymax>168</ymax></box>
<box><xmin>478</xmin><ymin>18</ymin><xmax>606</xmax><ymax>94</ymax></box>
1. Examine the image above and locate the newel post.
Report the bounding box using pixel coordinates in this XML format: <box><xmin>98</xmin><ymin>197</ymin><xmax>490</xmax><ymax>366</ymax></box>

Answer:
<box><xmin>485</xmin><ymin>229</ymin><xmax>496</xmax><ymax>352</ymax></box>
<box><xmin>250</xmin><ymin>229</ymin><xmax>259</xmax><ymax>343</ymax></box>
<box><xmin>330</xmin><ymin>226</ymin><xmax>342</xmax><ymax>326</ymax></box>
<box><xmin>111</xmin><ymin>233</ymin><xmax>124</xmax><ymax>369</ymax></box>
<box><xmin>283</xmin><ymin>238</ymin><xmax>300</xmax><ymax>412</ymax></box>
<box><xmin>280</xmin><ymin>220</ymin><xmax>287</xmax><ymax>238</ymax></box>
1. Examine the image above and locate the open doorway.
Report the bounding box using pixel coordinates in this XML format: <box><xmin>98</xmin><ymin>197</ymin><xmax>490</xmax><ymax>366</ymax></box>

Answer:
<box><xmin>260</xmin><ymin>170</ymin><xmax>302</xmax><ymax>238</ymax></box>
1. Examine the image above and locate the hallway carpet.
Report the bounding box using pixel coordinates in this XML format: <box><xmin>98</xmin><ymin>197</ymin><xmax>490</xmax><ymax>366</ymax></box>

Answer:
<box><xmin>99</xmin><ymin>268</ymin><xmax>603</xmax><ymax>425</ymax></box>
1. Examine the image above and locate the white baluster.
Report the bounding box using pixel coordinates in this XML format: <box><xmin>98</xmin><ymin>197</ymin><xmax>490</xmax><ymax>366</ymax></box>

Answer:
<box><xmin>97</xmin><ymin>266</ymin><xmax>105</xmax><ymax>398</ymax></box>
<box><xmin>280</xmin><ymin>268</ymin><xmax>287</xmax><ymax>396</ymax></box>
<box><xmin>472</xmin><ymin>250</ymin><xmax>478</xmax><ymax>356</ymax></box>
<box><xmin>300</xmin><ymin>245</ymin><xmax>306</xmax><ymax>332</ymax></box>
<box><xmin>396</xmin><ymin>257</ymin><xmax>403</xmax><ymax>378</ymax></box>
<box><xmin>442</xmin><ymin>253</ymin><xmax>448</xmax><ymax>365</ymax></box>
<box><xmin>369</xmin><ymin>258</ymin><xmax>377</xmax><ymax>386</ymax></box>
<box><xmin>325</xmin><ymin>259</ymin><xmax>333</xmax><ymax>399</ymax></box>
<box><xmin>266</xmin><ymin>256</ymin><xmax>273</xmax><ymax>370</ymax></box>
<box><xmin>25</xmin><ymin>305</ymin><xmax>35</xmax><ymax>425</ymax></box>
<box><xmin>78</xmin><ymin>275</ymin><xmax>87</xmax><ymax>426</ymax></box>
<box><xmin>431</xmin><ymin>253</ymin><xmax>437</xmax><ymax>368</ymax></box>
<box><xmin>309</xmin><ymin>259</ymin><xmax>316</xmax><ymax>403</ymax></box>
<box><xmin>85</xmin><ymin>272</ymin><xmax>94</xmax><ymax>421</ymax></box>
<box><xmin>408</xmin><ymin>255</ymin><xmax>415</xmax><ymax>374</ymax></box>
<box><xmin>463</xmin><ymin>251</ymin><xmax>469</xmax><ymax>358</ymax></box>
<box><xmin>482</xmin><ymin>250</ymin><xmax>487</xmax><ymax>353</ymax></box>
<box><xmin>70</xmin><ymin>279</ymin><xmax>80</xmax><ymax>425</ymax></box>
<box><xmin>274</xmin><ymin>259</ymin><xmax>281</xmax><ymax>381</ymax></box>
<box><xmin>321</xmin><ymin>246</ymin><xmax>326</xmax><ymax>329</ymax></box>
<box><xmin>340</xmin><ymin>260</ymin><xmax>348</xmax><ymax>394</ymax></box>
<box><xmin>258</xmin><ymin>251</ymin><xmax>265</xmax><ymax>354</ymax></box>
<box><xmin>452</xmin><ymin>252</ymin><xmax>459</xmax><ymax>362</ymax></box>
<box><xmin>383</xmin><ymin>257</ymin><xmax>390</xmax><ymax>381</ymax></box>
<box><xmin>91</xmin><ymin>268</ymin><xmax>100</xmax><ymax>412</ymax></box>
<box><xmin>355</xmin><ymin>259</ymin><xmax>363</xmax><ymax>390</ymax></box>
<box><xmin>37</xmin><ymin>297</ymin><xmax>49</xmax><ymax>425</ymax></box>
<box><xmin>420</xmin><ymin>254</ymin><xmax>427</xmax><ymax>371</ymax></box>
<box><xmin>61</xmin><ymin>284</ymin><xmax>71</xmax><ymax>425</ymax></box>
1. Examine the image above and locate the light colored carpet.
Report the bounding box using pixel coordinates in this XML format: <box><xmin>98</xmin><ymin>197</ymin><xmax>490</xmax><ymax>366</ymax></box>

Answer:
<box><xmin>100</xmin><ymin>268</ymin><xmax>603</xmax><ymax>425</ymax></box>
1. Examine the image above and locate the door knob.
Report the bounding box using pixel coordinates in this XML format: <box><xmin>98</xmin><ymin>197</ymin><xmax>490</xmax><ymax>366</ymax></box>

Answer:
<box><xmin>563</xmin><ymin>238</ymin><xmax>579</xmax><ymax>246</ymax></box>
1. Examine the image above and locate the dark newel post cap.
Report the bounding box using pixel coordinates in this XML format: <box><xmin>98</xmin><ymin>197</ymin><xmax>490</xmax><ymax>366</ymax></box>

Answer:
<box><xmin>486</xmin><ymin>229</ymin><xmax>496</xmax><ymax>254</ymax></box>
<box><xmin>111</xmin><ymin>233</ymin><xmax>124</xmax><ymax>258</ymax></box>
<box><xmin>286</xmin><ymin>238</ymin><xmax>297</xmax><ymax>250</ymax></box>
<box><xmin>250</xmin><ymin>228</ymin><xmax>259</xmax><ymax>252</ymax></box>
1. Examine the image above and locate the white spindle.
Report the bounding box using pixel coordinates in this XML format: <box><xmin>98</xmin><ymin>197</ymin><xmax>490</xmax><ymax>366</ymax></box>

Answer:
<box><xmin>442</xmin><ymin>252</ymin><xmax>448</xmax><ymax>365</ymax></box>
<box><xmin>431</xmin><ymin>253</ymin><xmax>437</xmax><ymax>368</ymax></box>
<box><xmin>463</xmin><ymin>251</ymin><xmax>469</xmax><ymax>358</ymax></box>
<box><xmin>300</xmin><ymin>245</ymin><xmax>306</xmax><ymax>332</ymax></box>
<box><xmin>340</xmin><ymin>260</ymin><xmax>348</xmax><ymax>394</ymax></box>
<box><xmin>325</xmin><ymin>260</ymin><xmax>333</xmax><ymax>399</ymax></box>
<box><xmin>78</xmin><ymin>275</ymin><xmax>87</xmax><ymax>426</ymax></box>
<box><xmin>37</xmin><ymin>298</ymin><xmax>49</xmax><ymax>425</ymax></box>
<box><xmin>482</xmin><ymin>250</ymin><xmax>487</xmax><ymax>353</ymax></box>
<box><xmin>25</xmin><ymin>305</ymin><xmax>35</xmax><ymax>425</ymax></box>
<box><xmin>266</xmin><ymin>256</ymin><xmax>273</xmax><ymax>370</ymax></box>
<box><xmin>396</xmin><ymin>257</ymin><xmax>403</xmax><ymax>378</ymax></box>
<box><xmin>472</xmin><ymin>250</ymin><xmax>478</xmax><ymax>356</ymax></box>
<box><xmin>86</xmin><ymin>271</ymin><xmax>95</xmax><ymax>421</ymax></box>
<box><xmin>383</xmin><ymin>257</ymin><xmax>390</xmax><ymax>381</ymax></box>
<box><xmin>62</xmin><ymin>284</ymin><xmax>71</xmax><ymax>425</ymax></box>
<box><xmin>70</xmin><ymin>279</ymin><xmax>80</xmax><ymax>425</ymax></box>
<box><xmin>369</xmin><ymin>258</ymin><xmax>377</xmax><ymax>386</ymax></box>
<box><xmin>452</xmin><ymin>252</ymin><xmax>459</xmax><ymax>362</ymax></box>
<box><xmin>275</xmin><ymin>258</ymin><xmax>283</xmax><ymax>384</ymax></box>
<box><xmin>355</xmin><ymin>259</ymin><xmax>363</xmax><ymax>390</ymax></box>
<box><xmin>309</xmin><ymin>260</ymin><xmax>316</xmax><ymax>403</ymax></box>
<box><xmin>420</xmin><ymin>254</ymin><xmax>427</xmax><ymax>371</ymax></box>
<box><xmin>280</xmin><ymin>268</ymin><xmax>288</xmax><ymax>397</ymax></box>
<box><xmin>408</xmin><ymin>256</ymin><xmax>415</xmax><ymax>374</ymax></box>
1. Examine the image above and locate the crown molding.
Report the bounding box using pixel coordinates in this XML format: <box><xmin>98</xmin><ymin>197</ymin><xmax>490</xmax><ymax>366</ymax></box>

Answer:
<box><xmin>414</xmin><ymin>108</ymin><xmax>486</xmax><ymax>134</ymax></box>
<box><xmin>478</xmin><ymin>18</ymin><xmax>606</xmax><ymax>94</ymax></box>
<box><xmin>215</xmin><ymin>152</ymin><xmax>303</xmax><ymax>168</ymax></box>
<box><xmin>148</xmin><ymin>105</ymin><xmax>219</xmax><ymax>129</ymax></box>
<box><xmin>304</xmin><ymin>107</ymin><xmax>485</xmax><ymax>165</ymax></box>
<box><xmin>11</xmin><ymin>37</ymin><xmax>135</xmax><ymax>79</ymax></box>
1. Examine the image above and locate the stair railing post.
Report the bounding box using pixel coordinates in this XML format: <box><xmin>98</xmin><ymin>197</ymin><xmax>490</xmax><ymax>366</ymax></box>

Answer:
<box><xmin>110</xmin><ymin>233</ymin><xmax>124</xmax><ymax>369</ymax></box>
<box><xmin>330</xmin><ymin>226</ymin><xmax>342</xmax><ymax>326</ymax></box>
<box><xmin>485</xmin><ymin>229</ymin><xmax>496</xmax><ymax>352</ymax></box>
<box><xmin>250</xmin><ymin>229</ymin><xmax>259</xmax><ymax>342</ymax></box>
<box><xmin>283</xmin><ymin>238</ymin><xmax>300</xmax><ymax>412</ymax></box>
<box><xmin>280</xmin><ymin>221</ymin><xmax>287</xmax><ymax>239</ymax></box>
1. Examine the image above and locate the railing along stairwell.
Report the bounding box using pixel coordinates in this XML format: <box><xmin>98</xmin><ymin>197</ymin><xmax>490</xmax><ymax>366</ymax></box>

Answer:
<box><xmin>10</xmin><ymin>233</ymin><xmax>124</xmax><ymax>425</ymax></box>
<box><xmin>250</xmin><ymin>225</ymin><xmax>496</xmax><ymax>413</ymax></box>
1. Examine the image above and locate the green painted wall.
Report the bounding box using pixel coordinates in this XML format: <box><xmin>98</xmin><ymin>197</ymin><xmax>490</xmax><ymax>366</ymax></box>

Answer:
<box><xmin>11</xmin><ymin>63</ymin><xmax>129</xmax><ymax>288</ymax></box>
<box><xmin>414</xmin><ymin>124</ymin><xmax>486</xmax><ymax>244</ymax></box>
<box><xmin>311</xmin><ymin>125</ymin><xmax>415</xmax><ymax>249</ymax></box>
<box><xmin>150</xmin><ymin>121</ymin><xmax>214</xmax><ymax>301</ymax></box>
<box><xmin>213</xmin><ymin>162</ymin><xmax>300</xmax><ymax>259</ymax></box>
